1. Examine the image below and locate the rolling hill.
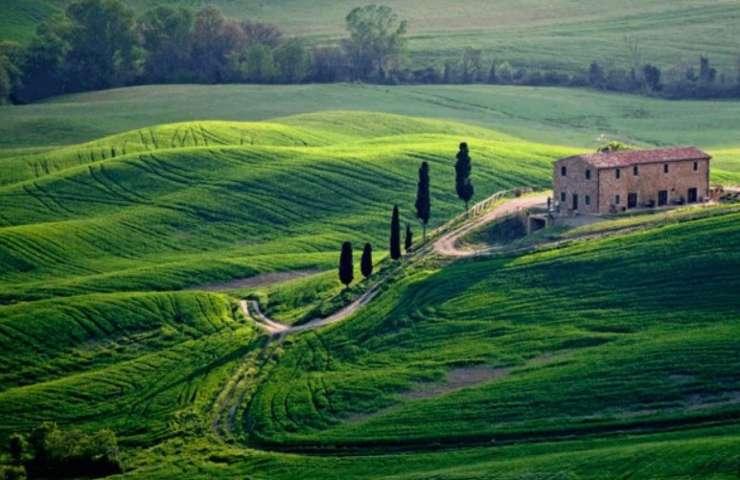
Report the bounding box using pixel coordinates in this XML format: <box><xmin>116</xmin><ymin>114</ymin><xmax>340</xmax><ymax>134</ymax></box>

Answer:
<box><xmin>1</xmin><ymin>109</ymin><xmax>739</xmax><ymax>479</ymax></box>
<box><xmin>3</xmin><ymin>84</ymin><xmax>740</xmax><ymax>187</ymax></box>
<box><xmin>3</xmin><ymin>0</ymin><xmax>739</xmax><ymax>77</ymax></box>
<box><xmin>0</xmin><ymin>112</ymin><xmax>570</xmax><ymax>306</ymax></box>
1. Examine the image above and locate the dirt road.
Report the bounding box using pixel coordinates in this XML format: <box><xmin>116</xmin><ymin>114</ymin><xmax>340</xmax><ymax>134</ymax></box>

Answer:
<box><xmin>240</xmin><ymin>286</ymin><xmax>379</xmax><ymax>336</ymax></box>
<box><xmin>433</xmin><ymin>193</ymin><xmax>549</xmax><ymax>257</ymax></box>
<box><xmin>241</xmin><ymin>191</ymin><xmax>546</xmax><ymax>335</ymax></box>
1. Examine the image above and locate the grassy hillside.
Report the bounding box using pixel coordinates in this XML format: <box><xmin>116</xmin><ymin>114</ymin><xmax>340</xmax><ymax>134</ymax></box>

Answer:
<box><xmin>3</xmin><ymin>84</ymin><xmax>740</xmax><ymax>155</ymax></box>
<box><xmin>0</xmin><ymin>112</ymin><xmax>568</xmax><ymax>306</ymax></box>
<box><xmin>3</xmin><ymin>84</ymin><xmax>739</xmax><ymax>185</ymax></box>
<box><xmin>2</xmin><ymin>110</ymin><xmax>740</xmax><ymax>479</ymax></box>
<box><xmin>117</xmin><ymin>205</ymin><xmax>740</xmax><ymax>479</ymax></box>
<box><xmin>0</xmin><ymin>0</ymin><xmax>58</xmax><ymax>43</ymax></box>
<box><xmin>242</xmin><ymin>207</ymin><xmax>740</xmax><ymax>449</ymax></box>
<box><xmin>3</xmin><ymin>0</ymin><xmax>739</xmax><ymax>77</ymax></box>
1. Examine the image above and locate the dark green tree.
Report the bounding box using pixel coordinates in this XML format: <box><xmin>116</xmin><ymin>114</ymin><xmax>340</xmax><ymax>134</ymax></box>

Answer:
<box><xmin>461</xmin><ymin>46</ymin><xmax>482</xmax><ymax>83</ymax></box>
<box><xmin>191</xmin><ymin>6</ymin><xmax>246</xmax><ymax>83</ymax></box>
<box><xmin>415</xmin><ymin>161</ymin><xmax>431</xmax><ymax>240</ymax></box>
<box><xmin>455</xmin><ymin>142</ymin><xmax>475</xmax><ymax>214</ymax></box>
<box><xmin>390</xmin><ymin>205</ymin><xmax>401</xmax><ymax>260</ymax></box>
<box><xmin>360</xmin><ymin>243</ymin><xmax>373</xmax><ymax>279</ymax></box>
<box><xmin>699</xmin><ymin>56</ymin><xmax>716</xmax><ymax>84</ymax></box>
<box><xmin>405</xmin><ymin>224</ymin><xmax>413</xmax><ymax>253</ymax></box>
<box><xmin>228</xmin><ymin>44</ymin><xmax>278</xmax><ymax>82</ymax></box>
<box><xmin>274</xmin><ymin>39</ymin><xmax>310</xmax><ymax>83</ymax></box>
<box><xmin>0</xmin><ymin>42</ymin><xmax>23</xmax><ymax>104</ymax></box>
<box><xmin>138</xmin><ymin>6</ymin><xmax>194</xmax><ymax>82</ymax></box>
<box><xmin>443</xmin><ymin>61</ymin><xmax>453</xmax><ymax>83</ymax></box>
<box><xmin>487</xmin><ymin>61</ymin><xmax>497</xmax><ymax>84</ymax></box>
<box><xmin>589</xmin><ymin>61</ymin><xmax>605</xmax><ymax>89</ymax></box>
<box><xmin>13</xmin><ymin>19</ymin><xmax>71</xmax><ymax>102</ymax></box>
<box><xmin>338</xmin><ymin>241</ymin><xmax>354</xmax><ymax>288</ymax></box>
<box><xmin>241</xmin><ymin>19</ymin><xmax>283</xmax><ymax>47</ymax></box>
<box><xmin>643</xmin><ymin>64</ymin><xmax>662</xmax><ymax>92</ymax></box>
<box><xmin>64</xmin><ymin>0</ymin><xmax>139</xmax><ymax>90</ymax></box>
<box><xmin>343</xmin><ymin>5</ymin><xmax>408</xmax><ymax>80</ymax></box>
<box><xmin>9</xmin><ymin>433</ymin><xmax>24</xmax><ymax>465</ymax></box>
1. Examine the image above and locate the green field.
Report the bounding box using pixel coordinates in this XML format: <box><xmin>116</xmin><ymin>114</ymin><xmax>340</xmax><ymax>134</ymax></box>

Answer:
<box><xmin>2</xmin><ymin>94</ymin><xmax>740</xmax><ymax>479</ymax></box>
<box><xmin>4</xmin><ymin>84</ymin><xmax>740</xmax><ymax>151</ymax></box>
<box><xmin>3</xmin><ymin>0</ymin><xmax>740</xmax><ymax>77</ymax></box>
<box><xmin>3</xmin><ymin>84</ymin><xmax>740</xmax><ymax>184</ymax></box>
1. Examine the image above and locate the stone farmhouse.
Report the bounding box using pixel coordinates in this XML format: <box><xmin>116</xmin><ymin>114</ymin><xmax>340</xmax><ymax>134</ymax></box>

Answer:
<box><xmin>553</xmin><ymin>147</ymin><xmax>711</xmax><ymax>215</ymax></box>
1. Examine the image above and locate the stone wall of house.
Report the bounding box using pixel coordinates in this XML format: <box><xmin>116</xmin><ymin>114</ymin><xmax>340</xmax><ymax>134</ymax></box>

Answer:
<box><xmin>596</xmin><ymin>159</ymin><xmax>709</xmax><ymax>214</ymax></box>
<box><xmin>553</xmin><ymin>157</ymin><xmax>599</xmax><ymax>214</ymax></box>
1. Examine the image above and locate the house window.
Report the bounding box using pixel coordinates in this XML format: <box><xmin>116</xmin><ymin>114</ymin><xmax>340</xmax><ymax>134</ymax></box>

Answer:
<box><xmin>560</xmin><ymin>192</ymin><xmax>566</xmax><ymax>202</ymax></box>
<box><xmin>633</xmin><ymin>165</ymin><xmax>639</xmax><ymax>176</ymax></box>
<box><xmin>585</xmin><ymin>195</ymin><xmax>591</xmax><ymax>206</ymax></box>
<box><xmin>561</xmin><ymin>166</ymin><xmax>567</xmax><ymax>176</ymax></box>
<box><xmin>615</xmin><ymin>168</ymin><xmax>621</xmax><ymax>179</ymax></box>
<box><xmin>615</xmin><ymin>194</ymin><xmax>621</xmax><ymax>205</ymax></box>
<box><xmin>693</xmin><ymin>161</ymin><xmax>699</xmax><ymax>171</ymax></box>
<box><xmin>585</xmin><ymin>169</ymin><xmax>591</xmax><ymax>180</ymax></box>
<box><xmin>664</xmin><ymin>164</ymin><xmax>669</xmax><ymax>173</ymax></box>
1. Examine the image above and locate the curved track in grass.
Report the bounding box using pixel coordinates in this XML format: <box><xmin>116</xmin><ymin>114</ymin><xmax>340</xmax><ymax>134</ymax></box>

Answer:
<box><xmin>240</xmin><ymin>190</ymin><xmax>546</xmax><ymax>336</ymax></box>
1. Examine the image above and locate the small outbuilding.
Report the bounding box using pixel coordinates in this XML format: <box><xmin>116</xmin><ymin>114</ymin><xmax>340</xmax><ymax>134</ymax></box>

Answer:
<box><xmin>553</xmin><ymin>147</ymin><xmax>711</xmax><ymax>215</ymax></box>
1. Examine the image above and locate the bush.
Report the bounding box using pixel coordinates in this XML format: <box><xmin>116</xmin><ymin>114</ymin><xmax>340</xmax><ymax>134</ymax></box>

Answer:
<box><xmin>0</xmin><ymin>466</ymin><xmax>27</xmax><ymax>480</ymax></box>
<box><xmin>497</xmin><ymin>62</ymin><xmax>513</xmax><ymax>84</ymax></box>
<box><xmin>23</xmin><ymin>423</ymin><xmax>122</xmax><ymax>478</ymax></box>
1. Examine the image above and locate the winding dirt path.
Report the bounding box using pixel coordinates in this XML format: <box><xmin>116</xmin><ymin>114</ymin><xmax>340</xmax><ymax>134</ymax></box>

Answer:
<box><xmin>240</xmin><ymin>191</ymin><xmax>546</xmax><ymax>336</ymax></box>
<box><xmin>240</xmin><ymin>286</ymin><xmax>380</xmax><ymax>336</ymax></box>
<box><xmin>433</xmin><ymin>193</ymin><xmax>549</xmax><ymax>257</ymax></box>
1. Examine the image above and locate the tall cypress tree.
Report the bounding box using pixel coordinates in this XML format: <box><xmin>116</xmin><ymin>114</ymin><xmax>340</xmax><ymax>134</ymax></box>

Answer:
<box><xmin>405</xmin><ymin>224</ymin><xmax>413</xmax><ymax>253</ymax></box>
<box><xmin>415</xmin><ymin>161</ymin><xmax>431</xmax><ymax>240</ymax></box>
<box><xmin>339</xmin><ymin>241</ymin><xmax>354</xmax><ymax>289</ymax></box>
<box><xmin>361</xmin><ymin>243</ymin><xmax>373</xmax><ymax>279</ymax></box>
<box><xmin>455</xmin><ymin>142</ymin><xmax>475</xmax><ymax>215</ymax></box>
<box><xmin>390</xmin><ymin>205</ymin><xmax>401</xmax><ymax>260</ymax></box>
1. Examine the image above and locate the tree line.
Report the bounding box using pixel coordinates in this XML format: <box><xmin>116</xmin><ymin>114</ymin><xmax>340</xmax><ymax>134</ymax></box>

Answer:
<box><xmin>415</xmin><ymin>47</ymin><xmax>740</xmax><ymax>100</ymax></box>
<box><xmin>0</xmin><ymin>1</ymin><xmax>408</xmax><ymax>104</ymax></box>
<box><xmin>338</xmin><ymin>143</ymin><xmax>472</xmax><ymax>288</ymax></box>
<box><xmin>3</xmin><ymin>1</ymin><xmax>738</xmax><ymax>105</ymax></box>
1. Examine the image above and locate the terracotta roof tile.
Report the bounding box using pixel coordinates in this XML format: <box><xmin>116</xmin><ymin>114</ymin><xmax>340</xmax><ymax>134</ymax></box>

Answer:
<box><xmin>561</xmin><ymin>147</ymin><xmax>711</xmax><ymax>169</ymax></box>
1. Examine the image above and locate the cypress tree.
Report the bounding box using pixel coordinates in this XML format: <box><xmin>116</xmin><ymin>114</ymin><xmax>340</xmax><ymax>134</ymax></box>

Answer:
<box><xmin>415</xmin><ymin>161</ymin><xmax>431</xmax><ymax>240</ymax></box>
<box><xmin>361</xmin><ymin>243</ymin><xmax>373</xmax><ymax>279</ymax></box>
<box><xmin>405</xmin><ymin>224</ymin><xmax>413</xmax><ymax>253</ymax></box>
<box><xmin>455</xmin><ymin>142</ymin><xmax>475</xmax><ymax>215</ymax></box>
<box><xmin>338</xmin><ymin>241</ymin><xmax>354</xmax><ymax>288</ymax></box>
<box><xmin>390</xmin><ymin>205</ymin><xmax>401</xmax><ymax>260</ymax></box>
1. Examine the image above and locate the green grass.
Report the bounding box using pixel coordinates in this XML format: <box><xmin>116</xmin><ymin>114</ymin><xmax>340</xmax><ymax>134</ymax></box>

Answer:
<box><xmin>2</xmin><ymin>109</ymin><xmax>740</xmax><ymax>479</ymax></box>
<box><xmin>237</xmin><ymin>208</ymin><xmax>740</xmax><ymax>450</ymax></box>
<box><xmin>2</xmin><ymin>0</ymin><xmax>739</xmax><ymax>79</ymax></box>
<box><xmin>0</xmin><ymin>112</ymin><xmax>570</xmax><ymax>305</ymax></box>
<box><xmin>0</xmin><ymin>0</ymin><xmax>59</xmax><ymax>43</ymax></box>
<box><xmin>3</xmin><ymin>85</ymin><xmax>740</xmax><ymax>179</ymax></box>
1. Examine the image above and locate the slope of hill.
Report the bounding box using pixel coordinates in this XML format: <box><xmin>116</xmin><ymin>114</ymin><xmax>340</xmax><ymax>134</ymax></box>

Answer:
<box><xmin>0</xmin><ymin>112</ymin><xmax>569</xmax><ymax>306</ymax></box>
<box><xmin>117</xmin><ymin>204</ymin><xmax>740</xmax><ymax>479</ymax></box>
<box><xmin>3</xmin><ymin>0</ymin><xmax>739</xmax><ymax>77</ymax></box>
<box><xmin>3</xmin><ymin>85</ymin><xmax>740</xmax><ymax>157</ymax></box>
<box><xmin>243</xmin><ymin>207</ymin><xmax>740</xmax><ymax>449</ymax></box>
<box><xmin>1</xmin><ymin>110</ymin><xmax>739</xmax><ymax>479</ymax></box>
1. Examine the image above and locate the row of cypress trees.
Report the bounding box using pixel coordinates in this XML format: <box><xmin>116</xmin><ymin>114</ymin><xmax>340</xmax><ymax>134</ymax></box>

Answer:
<box><xmin>339</xmin><ymin>142</ymin><xmax>474</xmax><ymax>288</ymax></box>
<box><xmin>339</xmin><ymin>242</ymin><xmax>376</xmax><ymax>289</ymax></box>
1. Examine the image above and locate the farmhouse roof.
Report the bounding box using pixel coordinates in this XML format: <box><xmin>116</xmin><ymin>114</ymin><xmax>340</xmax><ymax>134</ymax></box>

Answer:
<box><xmin>562</xmin><ymin>147</ymin><xmax>711</xmax><ymax>169</ymax></box>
